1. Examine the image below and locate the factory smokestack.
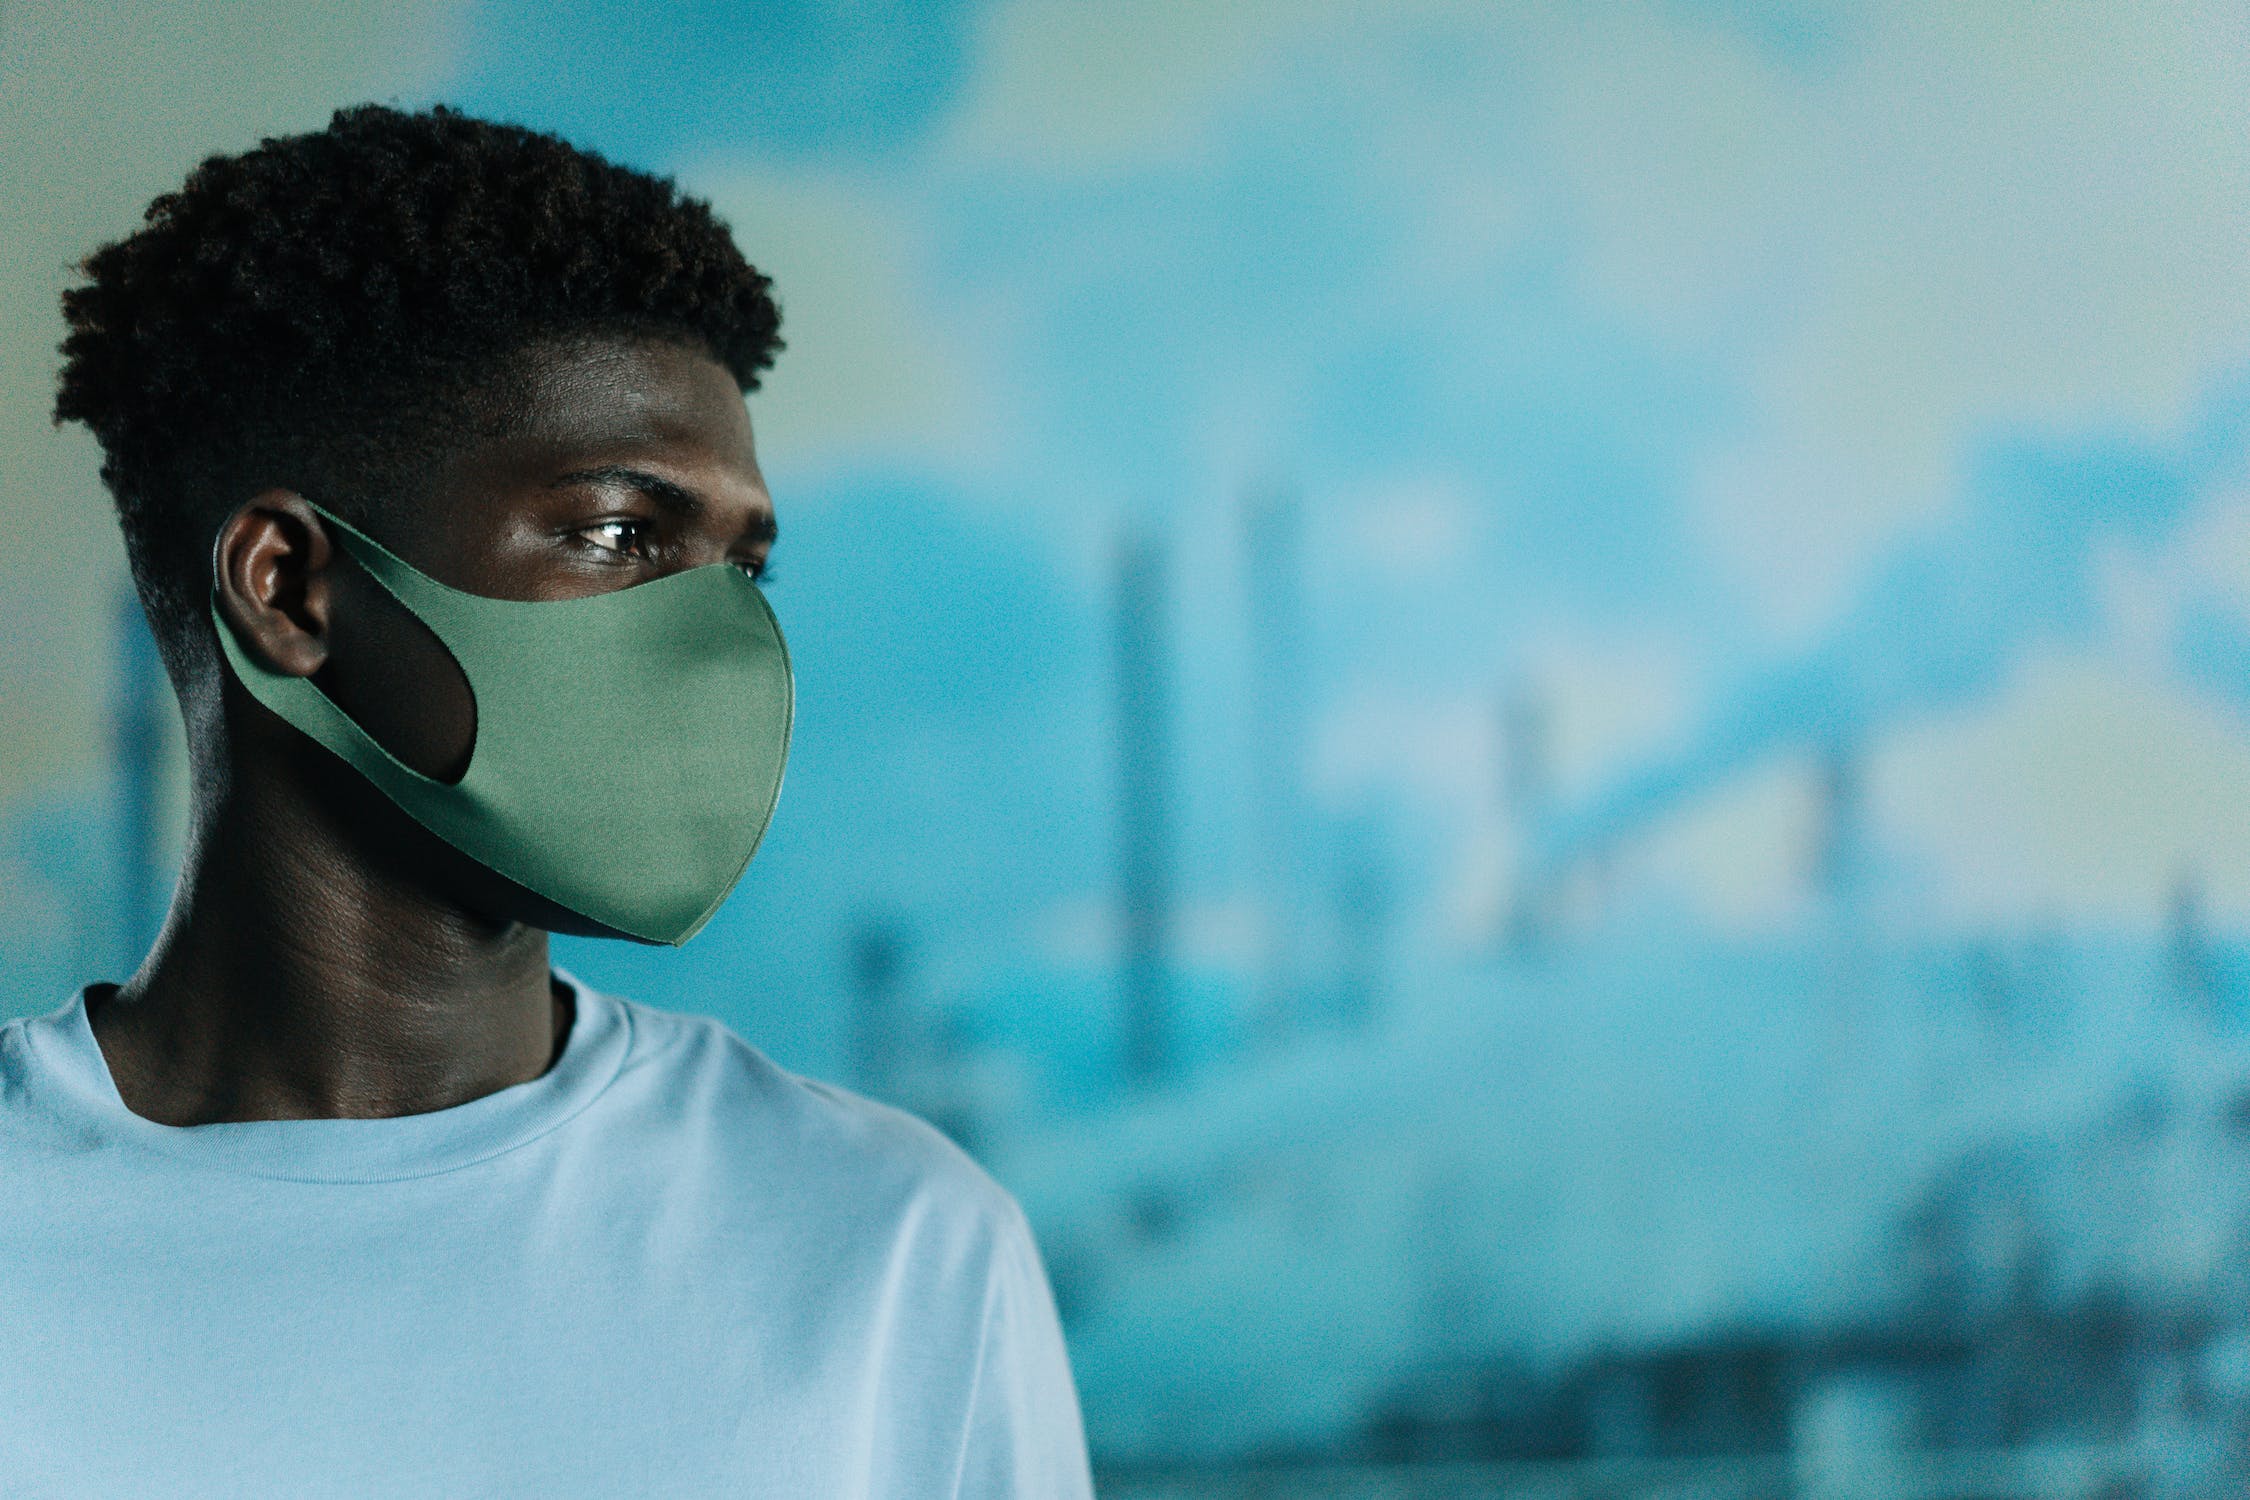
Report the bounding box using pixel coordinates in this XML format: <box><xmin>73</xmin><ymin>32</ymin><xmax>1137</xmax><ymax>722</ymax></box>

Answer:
<box><xmin>1243</xmin><ymin>484</ymin><xmax>1307</xmax><ymax>1035</ymax></box>
<box><xmin>1116</xmin><ymin>529</ymin><xmax>1175</xmax><ymax>1087</ymax></box>
<box><xmin>1500</xmin><ymin>680</ymin><xmax>1552</xmax><ymax>953</ymax></box>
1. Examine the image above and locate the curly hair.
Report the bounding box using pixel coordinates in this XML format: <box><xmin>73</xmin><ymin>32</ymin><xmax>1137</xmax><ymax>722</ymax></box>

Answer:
<box><xmin>54</xmin><ymin>103</ymin><xmax>782</xmax><ymax>652</ymax></box>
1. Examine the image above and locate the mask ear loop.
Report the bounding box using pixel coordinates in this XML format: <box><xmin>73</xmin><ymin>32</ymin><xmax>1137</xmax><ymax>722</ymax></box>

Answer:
<box><xmin>306</xmin><ymin>506</ymin><xmax>482</xmax><ymax>786</ymax></box>
<box><xmin>209</xmin><ymin>590</ymin><xmax>465</xmax><ymax>795</ymax></box>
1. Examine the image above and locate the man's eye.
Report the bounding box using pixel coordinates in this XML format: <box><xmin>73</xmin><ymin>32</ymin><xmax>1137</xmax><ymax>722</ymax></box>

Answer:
<box><xmin>583</xmin><ymin>519</ymin><xmax>656</xmax><ymax>559</ymax></box>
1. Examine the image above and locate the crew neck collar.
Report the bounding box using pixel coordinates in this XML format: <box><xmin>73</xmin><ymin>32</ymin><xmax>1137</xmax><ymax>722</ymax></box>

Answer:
<box><xmin>9</xmin><ymin>971</ymin><xmax>630</xmax><ymax>1184</ymax></box>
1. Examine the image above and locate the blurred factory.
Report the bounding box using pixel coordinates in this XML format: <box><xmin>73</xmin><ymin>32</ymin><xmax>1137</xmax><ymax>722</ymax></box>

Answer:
<box><xmin>856</xmin><ymin>384</ymin><xmax>2250</xmax><ymax>1492</ymax></box>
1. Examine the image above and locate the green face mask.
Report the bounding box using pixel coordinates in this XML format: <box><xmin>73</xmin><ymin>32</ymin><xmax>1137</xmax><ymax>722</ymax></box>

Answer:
<box><xmin>211</xmin><ymin>506</ymin><xmax>792</xmax><ymax>945</ymax></box>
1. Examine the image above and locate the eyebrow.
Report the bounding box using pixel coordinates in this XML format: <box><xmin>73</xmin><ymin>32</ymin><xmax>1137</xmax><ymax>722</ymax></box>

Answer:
<box><xmin>552</xmin><ymin>464</ymin><xmax>778</xmax><ymax>547</ymax></box>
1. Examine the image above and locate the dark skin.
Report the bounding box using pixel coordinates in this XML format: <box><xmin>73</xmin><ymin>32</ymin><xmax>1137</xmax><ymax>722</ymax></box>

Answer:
<box><xmin>88</xmin><ymin>336</ymin><xmax>777</xmax><ymax>1125</ymax></box>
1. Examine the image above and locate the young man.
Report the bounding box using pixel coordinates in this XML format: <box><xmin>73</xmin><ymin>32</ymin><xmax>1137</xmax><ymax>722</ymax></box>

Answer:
<box><xmin>1</xmin><ymin>105</ymin><xmax>1093</xmax><ymax>1497</ymax></box>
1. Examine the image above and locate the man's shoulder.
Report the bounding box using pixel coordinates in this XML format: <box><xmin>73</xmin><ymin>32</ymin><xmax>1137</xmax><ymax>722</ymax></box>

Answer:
<box><xmin>600</xmin><ymin>993</ymin><xmax>1024</xmax><ymax>1240</ymax></box>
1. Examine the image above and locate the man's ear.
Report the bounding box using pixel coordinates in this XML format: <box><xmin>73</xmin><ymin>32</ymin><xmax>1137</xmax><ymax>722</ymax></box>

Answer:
<box><xmin>210</xmin><ymin>492</ymin><xmax>338</xmax><ymax>679</ymax></box>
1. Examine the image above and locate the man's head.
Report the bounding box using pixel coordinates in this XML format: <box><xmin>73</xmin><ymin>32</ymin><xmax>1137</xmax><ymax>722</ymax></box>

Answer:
<box><xmin>53</xmin><ymin>105</ymin><xmax>788</xmax><ymax>935</ymax></box>
<box><xmin>53</xmin><ymin>103</ymin><xmax>783</xmax><ymax>680</ymax></box>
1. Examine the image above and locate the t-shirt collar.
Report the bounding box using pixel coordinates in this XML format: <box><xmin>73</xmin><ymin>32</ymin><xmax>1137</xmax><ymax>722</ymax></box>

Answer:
<box><xmin>8</xmin><ymin>969</ymin><xmax>630</xmax><ymax>1183</ymax></box>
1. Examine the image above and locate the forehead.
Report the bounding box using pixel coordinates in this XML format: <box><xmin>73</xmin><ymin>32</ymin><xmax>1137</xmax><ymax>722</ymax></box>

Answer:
<box><xmin>496</xmin><ymin>334</ymin><xmax>757</xmax><ymax>467</ymax></box>
<box><xmin>392</xmin><ymin>331</ymin><xmax>772</xmax><ymax>571</ymax></box>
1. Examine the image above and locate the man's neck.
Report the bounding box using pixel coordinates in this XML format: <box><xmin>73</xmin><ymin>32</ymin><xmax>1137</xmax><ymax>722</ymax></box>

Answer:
<box><xmin>91</xmin><ymin>749</ymin><xmax>567</xmax><ymax>1126</ymax></box>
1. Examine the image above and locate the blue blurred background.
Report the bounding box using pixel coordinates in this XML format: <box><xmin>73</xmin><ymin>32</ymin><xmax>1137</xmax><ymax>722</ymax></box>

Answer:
<box><xmin>7</xmin><ymin>2</ymin><xmax>2250</xmax><ymax>1493</ymax></box>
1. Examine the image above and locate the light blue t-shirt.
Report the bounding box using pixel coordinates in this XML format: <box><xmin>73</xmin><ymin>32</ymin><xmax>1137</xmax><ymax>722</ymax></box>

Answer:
<box><xmin>0</xmin><ymin>978</ymin><xmax>1093</xmax><ymax>1498</ymax></box>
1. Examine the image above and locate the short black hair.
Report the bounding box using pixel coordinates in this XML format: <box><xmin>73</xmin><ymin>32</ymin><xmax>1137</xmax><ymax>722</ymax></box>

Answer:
<box><xmin>53</xmin><ymin>103</ymin><xmax>782</xmax><ymax>656</ymax></box>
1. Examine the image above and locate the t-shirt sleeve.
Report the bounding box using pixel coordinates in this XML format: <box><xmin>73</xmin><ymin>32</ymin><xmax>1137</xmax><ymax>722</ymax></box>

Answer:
<box><xmin>951</xmin><ymin>1205</ymin><xmax>1095</xmax><ymax>1500</ymax></box>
